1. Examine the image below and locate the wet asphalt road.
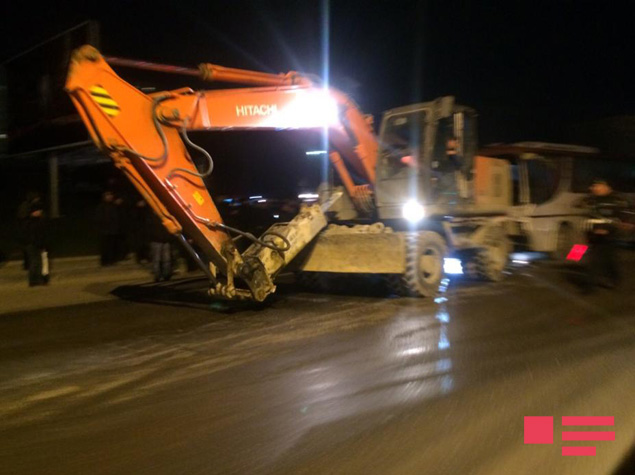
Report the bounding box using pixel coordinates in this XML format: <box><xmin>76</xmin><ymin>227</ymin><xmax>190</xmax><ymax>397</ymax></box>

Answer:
<box><xmin>1</xmin><ymin>256</ymin><xmax>634</xmax><ymax>475</ymax></box>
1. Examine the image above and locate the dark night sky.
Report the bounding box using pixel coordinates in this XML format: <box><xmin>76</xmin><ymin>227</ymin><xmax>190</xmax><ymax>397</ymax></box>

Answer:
<box><xmin>2</xmin><ymin>0</ymin><xmax>634</xmax><ymax>143</ymax></box>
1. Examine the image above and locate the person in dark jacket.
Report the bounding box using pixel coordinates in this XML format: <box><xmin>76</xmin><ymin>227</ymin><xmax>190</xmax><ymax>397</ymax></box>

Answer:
<box><xmin>17</xmin><ymin>191</ymin><xmax>42</xmax><ymax>270</ymax></box>
<box><xmin>149</xmin><ymin>214</ymin><xmax>173</xmax><ymax>282</ymax></box>
<box><xmin>577</xmin><ymin>179</ymin><xmax>631</xmax><ymax>292</ymax></box>
<box><xmin>25</xmin><ymin>199</ymin><xmax>49</xmax><ymax>286</ymax></box>
<box><xmin>131</xmin><ymin>199</ymin><xmax>151</xmax><ymax>263</ymax></box>
<box><xmin>96</xmin><ymin>191</ymin><xmax>120</xmax><ymax>266</ymax></box>
<box><xmin>114</xmin><ymin>195</ymin><xmax>130</xmax><ymax>262</ymax></box>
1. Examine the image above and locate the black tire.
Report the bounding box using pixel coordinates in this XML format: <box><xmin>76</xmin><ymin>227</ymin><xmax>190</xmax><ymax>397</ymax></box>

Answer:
<box><xmin>473</xmin><ymin>226</ymin><xmax>510</xmax><ymax>282</ymax></box>
<box><xmin>401</xmin><ymin>231</ymin><xmax>447</xmax><ymax>297</ymax></box>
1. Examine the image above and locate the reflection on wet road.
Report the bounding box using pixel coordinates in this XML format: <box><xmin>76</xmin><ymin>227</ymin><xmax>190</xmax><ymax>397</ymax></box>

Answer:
<box><xmin>0</xmin><ymin>255</ymin><xmax>634</xmax><ymax>474</ymax></box>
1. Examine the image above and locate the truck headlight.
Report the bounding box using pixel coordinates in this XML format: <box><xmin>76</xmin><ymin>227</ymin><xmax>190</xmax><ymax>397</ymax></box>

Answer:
<box><xmin>402</xmin><ymin>200</ymin><xmax>426</xmax><ymax>223</ymax></box>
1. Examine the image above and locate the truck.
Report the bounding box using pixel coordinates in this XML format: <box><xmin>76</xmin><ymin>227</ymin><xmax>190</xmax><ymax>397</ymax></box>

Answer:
<box><xmin>65</xmin><ymin>45</ymin><xmax>512</xmax><ymax>301</ymax></box>
<box><xmin>479</xmin><ymin>142</ymin><xmax>635</xmax><ymax>258</ymax></box>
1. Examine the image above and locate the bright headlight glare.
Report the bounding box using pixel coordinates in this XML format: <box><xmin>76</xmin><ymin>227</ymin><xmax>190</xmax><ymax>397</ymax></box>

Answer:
<box><xmin>402</xmin><ymin>200</ymin><xmax>426</xmax><ymax>222</ymax></box>
<box><xmin>263</xmin><ymin>91</ymin><xmax>338</xmax><ymax>128</ymax></box>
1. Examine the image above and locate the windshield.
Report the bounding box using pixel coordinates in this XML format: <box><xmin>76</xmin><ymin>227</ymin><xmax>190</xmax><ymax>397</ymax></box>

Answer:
<box><xmin>380</xmin><ymin>110</ymin><xmax>427</xmax><ymax>176</ymax></box>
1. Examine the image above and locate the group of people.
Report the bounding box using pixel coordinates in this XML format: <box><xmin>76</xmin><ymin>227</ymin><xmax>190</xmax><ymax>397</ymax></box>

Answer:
<box><xmin>16</xmin><ymin>189</ymin><xmax>178</xmax><ymax>287</ymax></box>
<box><xmin>95</xmin><ymin>190</ymin><xmax>174</xmax><ymax>282</ymax></box>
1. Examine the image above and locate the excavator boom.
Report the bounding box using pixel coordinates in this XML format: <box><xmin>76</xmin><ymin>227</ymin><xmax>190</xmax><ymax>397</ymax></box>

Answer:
<box><xmin>104</xmin><ymin>53</ymin><xmax>377</xmax><ymax>190</ymax></box>
<box><xmin>65</xmin><ymin>45</ymin><xmax>378</xmax><ymax>301</ymax></box>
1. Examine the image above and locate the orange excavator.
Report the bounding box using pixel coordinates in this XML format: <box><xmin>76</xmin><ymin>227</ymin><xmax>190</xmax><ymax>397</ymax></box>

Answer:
<box><xmin>66</xmin><ymin>45</ymin><xmax>512</xmax><ymax>301</ymax></box>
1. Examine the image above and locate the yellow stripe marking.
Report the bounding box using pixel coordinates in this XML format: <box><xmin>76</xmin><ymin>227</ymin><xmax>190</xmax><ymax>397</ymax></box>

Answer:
<box><xmin>90</xmin><ymin>86</ymin><xmax>110</xmax><ymax>96</ymax></box>
<box><xmin>193</xmin><ymin>191</ymin><xmax>205</xmax><ymax>206</ymax></box>
<box><xmin>89</xmin><ymin>85</ymin><xmax>120</xmax><ymax>117</ymax></box>
<box><xmin>92</xmin><ymin>96</ymin><xmax>119</xmax><ymax>108</ymax></box>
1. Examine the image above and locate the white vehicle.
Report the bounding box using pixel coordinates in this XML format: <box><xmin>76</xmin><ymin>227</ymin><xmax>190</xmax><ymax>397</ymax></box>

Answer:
<box><xmin>480</xmin><ymin>142</ymin><xmax>635</xmax><ymax>258</ymax></box>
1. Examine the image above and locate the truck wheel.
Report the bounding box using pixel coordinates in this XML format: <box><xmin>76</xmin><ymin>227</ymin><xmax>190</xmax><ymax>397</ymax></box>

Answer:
<box><xmin>474</xmin><ymin>226</ymin><xmax>510</xmax><ymax>281</ymax></box>
<box><xmin>402</xmin><ymin>231</ymin><xmax>447</xmax><ymax>297</ymax></box>
<box><xmin>554</xmin><ymin>223</ymin><xmax>574</xmax><ymax>261</ymax></box>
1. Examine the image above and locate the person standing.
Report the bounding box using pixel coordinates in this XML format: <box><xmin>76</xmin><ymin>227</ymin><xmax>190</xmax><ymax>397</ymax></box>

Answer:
<box><xmin>114</xmin><ymin>195</ymin><xmax>130</xmax><ymax>262</ymax></box>
<box><xmin>577</xmin><ymin>179</ymin><xmax>630</xmax><ymax>292</ymax></box>
<box><xmin>25</xmin><ymin>199</ymin><xmax>49</xmax><ymax>286</ymax></box>
<box><xmin>149</xmin><ymin>214</ymin><xmax>173</xmax><ymax>282</ymax></box>
<box><xmin>17</xmin><ymin>191</ymin><xmax>42</xmax><ymax>270</ymax></box>
<box><xmin>96</xmin><ymin>191</ymin><xmax>120</xmax><ymax>266</ymax></box>
<box><xmin>131</xmin><ymin>199</ymin><xmax>151</xmax><ymax>263</ymax></box>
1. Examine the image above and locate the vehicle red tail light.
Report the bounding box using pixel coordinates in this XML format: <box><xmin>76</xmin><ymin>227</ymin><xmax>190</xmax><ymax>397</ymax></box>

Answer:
<box><xmin>566</xmin><ymin>244</ymin><xmax>588</xmax><ymax>262</ymax></box>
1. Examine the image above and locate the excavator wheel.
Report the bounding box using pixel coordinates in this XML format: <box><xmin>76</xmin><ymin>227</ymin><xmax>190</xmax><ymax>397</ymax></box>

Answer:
<box><xmin>469</xmin><ymin>226</ymin><xmax>511</xmax><ymax>282</ymax></box>
<box><xmin>399</xmin><ymin>231</ymin><xmax>447</xmax><ymax>297</ymax></box>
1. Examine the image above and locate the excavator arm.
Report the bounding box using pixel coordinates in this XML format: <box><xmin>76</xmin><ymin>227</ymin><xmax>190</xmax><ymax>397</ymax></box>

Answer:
<box><xmin>65</xmin><ymin>45</ymin><xmax>378</xmax><ymax>301</ymax></box>
<box><xmin>105</xmin><ymin>51</ymin><xmax>378</xmax><ymax>204</ymax></box>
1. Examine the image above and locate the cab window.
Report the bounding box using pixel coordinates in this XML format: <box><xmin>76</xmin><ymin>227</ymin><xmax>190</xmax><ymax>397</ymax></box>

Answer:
<box><xmin>380</xmin><ymin>111</ymin><xmax>426</xmax><ymax>176</ymax></box>
<box><xmin>526</xmin><ymin>156</ymin><xmax>560</xmax><ymax>204</ymax></box>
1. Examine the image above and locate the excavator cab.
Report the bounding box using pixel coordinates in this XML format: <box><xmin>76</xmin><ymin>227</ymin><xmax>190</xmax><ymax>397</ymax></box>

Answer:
<box><xmin>375</xmin><ymin>96</ymin><xmax>478</xmax><ymax>223</ymax></box>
